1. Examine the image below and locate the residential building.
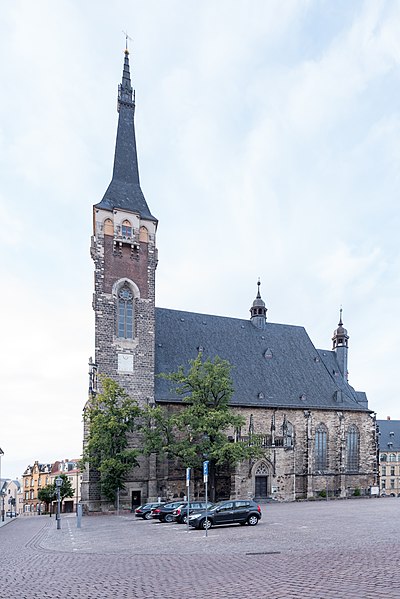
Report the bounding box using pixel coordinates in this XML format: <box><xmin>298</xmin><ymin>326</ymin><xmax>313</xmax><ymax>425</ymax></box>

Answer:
<box><xmin>3</xmin><ymin>479</ymin><xmax>21</xmax><ymax>515</ymax></box>
<box><xmin>377</xmin><ymin>418</ymin><xmax>400</xmax><ymax>497</ymax></box>
<box><xmin>51</xmin><ymin>459</ymin><xmax>81</xmax><ymax>513</ymax></box>
<box><xmin>22</xmin><ymin>459</ymin><xmax>81</xmax><ymax>513</ymax></box>
<box><xmin>22</xmin><ymin>461</ymin><xmax>52</xmax><ymax>513</ymax></box>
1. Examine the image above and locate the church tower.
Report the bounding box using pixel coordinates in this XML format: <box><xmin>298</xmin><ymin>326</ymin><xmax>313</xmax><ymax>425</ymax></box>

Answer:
<box><xmin>91</xmin><ymin>48</ymin><xmax>157</xmax><ymax>401</ymax></box>
<box><xmin>84</xmin><ymin>49</ymin><xmax>158</xmax><ymax>510</ymax></box>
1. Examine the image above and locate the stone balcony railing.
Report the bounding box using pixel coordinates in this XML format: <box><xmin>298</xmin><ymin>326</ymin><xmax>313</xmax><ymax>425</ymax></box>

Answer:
<box><xmin>237</xmin><ymin>434</ymin><xmax>285</xmax><ymax>448</ymax></box>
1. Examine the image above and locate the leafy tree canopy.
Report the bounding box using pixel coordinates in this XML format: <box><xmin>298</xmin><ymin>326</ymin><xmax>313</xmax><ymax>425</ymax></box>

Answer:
<box><xmin>38</xmin><ymin>485</ymin><xmax>55</xmax><ymax>508</ymax></box>
<box><xmin>82</xmin><ymin>377</ymin><xmax>141</xmax><ymax>502</ymax></box>
<box><xmin>56</xmin><ymin>473</ymin><xmax>75</xmax><ymax>501</ymax></box>
<box><xmin>141</xmin><ymin>354</ymin><xmax>262</xmax><ymax>499</ymax></box>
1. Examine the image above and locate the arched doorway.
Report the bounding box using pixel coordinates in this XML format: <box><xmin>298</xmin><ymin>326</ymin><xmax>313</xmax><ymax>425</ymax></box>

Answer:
<box><xmin>253</xmin><ymin>461</ymin><xmax>272</xmax><ymax>500</ymax></box>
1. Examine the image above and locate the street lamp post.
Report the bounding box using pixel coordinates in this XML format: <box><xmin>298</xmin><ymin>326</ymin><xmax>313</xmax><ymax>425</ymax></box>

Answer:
<box><xmin>55</xmin><ymin>476</ymin><xmax>62</xmax><ymax>530</ymax></box>
<box><xmin>0</xmin><ymin>448</ymin><xmax>4</xmax><ymax>522</ymax></box>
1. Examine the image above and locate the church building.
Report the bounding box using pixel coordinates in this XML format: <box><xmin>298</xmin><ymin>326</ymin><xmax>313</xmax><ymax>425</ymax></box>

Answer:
<box><xmin>82</xmin><ymin>50</ymin><xmax>378</xmax><ymax>511</ymax></box>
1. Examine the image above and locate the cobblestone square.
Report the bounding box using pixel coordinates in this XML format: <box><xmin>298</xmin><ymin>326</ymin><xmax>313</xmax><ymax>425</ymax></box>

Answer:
<box><xmin>1</xmin><ymin>498</ymin><xmax>399</xmax><ymax>598</ymax></box>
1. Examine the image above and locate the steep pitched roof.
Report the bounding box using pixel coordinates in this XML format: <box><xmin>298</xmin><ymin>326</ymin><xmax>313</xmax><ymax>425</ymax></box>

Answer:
<box><xmin>377</xmin><ymin>419</ymin><xmax>400</xmax><ymax>451</ymax></box>
<box><xmin>154</xmin><ymin>307</ymin><xmax>369</xmax><ymax>412</ymax></box>
<box><xmin>95</xmin><ymin>51</ymin><xmax>156</xmax><ymax>222</ymax></box>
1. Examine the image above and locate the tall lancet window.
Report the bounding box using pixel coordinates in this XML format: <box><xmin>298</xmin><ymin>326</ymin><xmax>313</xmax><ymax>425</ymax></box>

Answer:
<box><xmin>346</xmin><ymin>425</ymin><xmax>359</xmax><ymax>472</ymax></box>
<box><xmin>315</xmin><ymin>424</ymin><xmax>328</xmax><ymax>472</ymax></box>
<box><xmin>117</xmin><ymin>285</ymin><xmax>134</xmax><ymax>339</ymax></box>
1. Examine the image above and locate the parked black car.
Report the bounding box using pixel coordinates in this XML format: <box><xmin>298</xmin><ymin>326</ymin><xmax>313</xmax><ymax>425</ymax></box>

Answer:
<box><xmin>173</xmin><ymin>501</ymin><xmax>213</xmax><ymax>524</ymax></box>
<box><xmin>151</xmin><ymin>501</ymin><xmax>186</xmax><ymax>522</ymax></box>
<box><xmin>134</xmin><ymin>502</ymin><xmax>164</xmax><ymax>519</ymax></box>
<box><xmin>188</xmin><ymin>500</ymin><xmax>262</xmax><ymax>529</ymax></box>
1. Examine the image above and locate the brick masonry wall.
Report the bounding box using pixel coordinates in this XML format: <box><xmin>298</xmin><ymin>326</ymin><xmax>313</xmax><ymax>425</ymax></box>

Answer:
<box><xmin>232</xmin><ymin>406</ymin><xmax>377</xmax><ymax>501</ymax></box>
<box><xmin>148</xmin><ymin>404</ymin><xmax>377</xmax><ymax>503</ymax></box>
<box><xmin>82</xmin><ymin>213</ymin><xmax>158</xmax><ymax>511</ymax></box>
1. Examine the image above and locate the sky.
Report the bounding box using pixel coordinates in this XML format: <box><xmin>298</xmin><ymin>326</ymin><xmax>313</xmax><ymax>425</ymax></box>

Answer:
<box><xmin>0</xmin><ymin>0</ymin><xmax>399</xmax><ymax>479</ymax></box>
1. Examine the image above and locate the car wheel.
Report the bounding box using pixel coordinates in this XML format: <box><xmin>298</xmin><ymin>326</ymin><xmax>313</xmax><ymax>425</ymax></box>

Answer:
<box><xmin>200</xmin><ymin>519</ymin><xmax>212</xmax><ymax>530</ymax></box>
<box><xmin>247</xmin><ymin>515</ymin><xmax>259</xmax><ymax>526</ymax></box>
<box><xmin>144</xmin><ymin>512</ymin><xmax>152</xmax><ymax>520</ymax></box>
<box><xmin>165</xmin><ymin>514</ymin><xmax>174</xmax><ymax>523</ymax></box>
<box><xmin>182</xmin><ymin>515</ymin><xmax>188</xmax><ymax>524</ymax></box>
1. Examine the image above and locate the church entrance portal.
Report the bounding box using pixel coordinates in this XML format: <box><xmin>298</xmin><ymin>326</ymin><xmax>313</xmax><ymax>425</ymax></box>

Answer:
<box><xmin>253</xmin><ymin>462</ymin><xmax>271</xmax><ymax>500</ymax></box>
<box><xmin>255</xmin><ymin>476</ymin><xmax>268</xmax><ymax>499</ymax></box>
<box><xmin>131</xmin><ymin>491</ymin><xmax>141</xmax><ymax>509</ymax></box>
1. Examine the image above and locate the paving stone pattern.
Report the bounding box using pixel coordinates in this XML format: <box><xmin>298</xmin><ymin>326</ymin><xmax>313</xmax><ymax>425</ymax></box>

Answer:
<box><xmin>1</xmin><ymin>499</ymin><xmax>400</xmax><ymax>598</ymax></box>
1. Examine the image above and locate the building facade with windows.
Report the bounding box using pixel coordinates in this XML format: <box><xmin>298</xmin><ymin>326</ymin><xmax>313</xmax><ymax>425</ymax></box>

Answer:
<box><xmin>51</xmin><ymin>459</ymin><xmax>82</xmax><ymax>513</ymax></box>
<box><xmin>22</xmin><ymin>459</ymin><xmax>81</xmax><ymax>514</ymax></box>
<box><xmin>22</xmin><ymin>461</ymin><xmax>52</xmax><ymax>513</ymax></box>
<box><xmin>377</xmin><ymin>418</ymin><xmax>400</xmax><ymax>497</ymax></box>
<box><xmin>2</xmin><ymin>479</ymin><xmax>22</xmax><ymax>515</ymax></box>
<box><xmin>82</xmin><ymin>50</ymin><xmax>377</xmax><ymax>511</ymax></box>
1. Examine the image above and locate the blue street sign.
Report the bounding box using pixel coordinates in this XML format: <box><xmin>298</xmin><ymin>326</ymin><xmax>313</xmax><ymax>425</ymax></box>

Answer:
<box><xmin>186</xmin><ymin>467</ymin><xmax>191</xmax><ymax>486</ymax></box>
<box><xmin>203</xmin><ymin>461</ymin><xmax>209</xmax><ymax>476</ymax></box>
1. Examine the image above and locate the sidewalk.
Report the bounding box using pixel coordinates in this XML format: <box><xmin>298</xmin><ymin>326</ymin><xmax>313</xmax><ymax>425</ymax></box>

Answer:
<box><xmin>0</xmin><ymin>515</ymin><xmax>18</xmax><ymax>528</ymax></box>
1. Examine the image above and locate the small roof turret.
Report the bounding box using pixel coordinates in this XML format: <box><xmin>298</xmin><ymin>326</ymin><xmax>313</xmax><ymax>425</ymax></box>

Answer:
<box><xmin>250</xmin><ymin>280</ymin><xmax>267</xmax><ymax>329</ymax></box>
<box><xmin>332</xmin><ymin>308</ymin><xmax>349</xmax><ymax>349</ymax></box>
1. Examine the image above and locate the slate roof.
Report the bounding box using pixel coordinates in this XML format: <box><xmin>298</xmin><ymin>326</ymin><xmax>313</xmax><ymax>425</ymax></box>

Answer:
<box><xmin>377</xmin><ymin>419</ymin><xmax>400</xmax><ymax>452</ymax></box>
<box><xmin>95</xmin><ymin>52</ymin><xmax>157</xmax><ymax>222</ymax></box>
<box><xmin>155</xmin><ymin>307</ymin><xmax>369</xmax><ymax>412</ymax></box>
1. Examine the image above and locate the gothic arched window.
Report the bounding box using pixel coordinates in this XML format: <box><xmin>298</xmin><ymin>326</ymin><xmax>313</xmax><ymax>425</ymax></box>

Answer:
<box><xmin>315</xmin><ymin>424</ymin><xmax>328</xmax><ymax>471</ymax></box>
<box><xmin>139</xmin><ymin>226</ymin><xmax>149</xmax><ymax>242</ymax></box>
<box><xmin>283</xmin><ymin>417</ymin><xmax>294</xmax><ymax>448</ymax></box>
<box><xmin>117</xmin><ymin>285</ymin><xmax>134</xmax><ymax>339</ymax></box>
<box><xmin>104</xmin><ymin>218</ymin><xmax>114</xmax><ymax>236</ymax></box>
<box><xmin>346</xmin><ymin>425</ymin><xmax>359</xmax><ymax>472</ymax></box>
<box><xmin>122</xmin><ymin>220</ymin><xmax>132</xmax><ymax>238</ymax></box>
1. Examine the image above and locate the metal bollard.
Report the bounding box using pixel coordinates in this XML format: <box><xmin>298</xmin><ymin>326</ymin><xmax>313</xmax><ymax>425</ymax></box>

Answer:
<box><xmin>76</xmin><ymin>503</ymin><xmax>82</xmax><ymax>528</ymax></box>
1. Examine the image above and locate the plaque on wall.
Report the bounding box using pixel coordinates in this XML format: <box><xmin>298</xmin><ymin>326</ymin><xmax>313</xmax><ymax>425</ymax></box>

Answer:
<box><xmin>118</xmin><ymin>353</ymin><xmax>134</xmax><ymax>372</ymax></box>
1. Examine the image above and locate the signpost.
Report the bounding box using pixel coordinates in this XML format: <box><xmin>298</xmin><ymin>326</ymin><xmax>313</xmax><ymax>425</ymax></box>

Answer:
<box><xmin>186</xmin><ymin>468</ymin><xmax>191</xmax><ymax>532</ymax></box>
<box><xmin>203</xmin><ymin>460</ymin><xmax>209</xmax><ymax>537</ymax></box>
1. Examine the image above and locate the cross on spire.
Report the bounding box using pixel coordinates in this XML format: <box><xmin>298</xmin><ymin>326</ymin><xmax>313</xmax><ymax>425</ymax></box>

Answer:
<box><xmin>122</xmin><ymin>30</ymin><xmax>133</xmax><ymax>53</ymax></box>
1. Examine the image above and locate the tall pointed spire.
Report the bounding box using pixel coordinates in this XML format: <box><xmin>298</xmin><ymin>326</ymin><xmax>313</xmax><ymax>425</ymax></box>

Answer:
<box><xmin>95</xmin><ymin>49</ymin><xmax>156</xmax><ymax>222</ymax></box>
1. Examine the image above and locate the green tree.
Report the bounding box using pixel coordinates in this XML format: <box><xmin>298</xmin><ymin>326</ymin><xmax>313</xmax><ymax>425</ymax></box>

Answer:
<box><xmin>57</xmin><ymin>473</ymin><xmax>74</xmax><ymax>502</ymax></box>
<box><xmin>82</xmin><ymin>377</ymin><xmax>141</xmax><ymax>502</ymax></box>
<box><xmin>141</xmin><ymin>354</ymin><xmax>262</xmax><ymax>501</ymax></box>
<box><xmin>38</xmin><ymin>475</ymin><xmax>74</xmax><ymax>514</ymax></box>
<box><xmin>38</xmin><ymin>484</ymin><xmax>55</xmax><ymax>513</ymax></box>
